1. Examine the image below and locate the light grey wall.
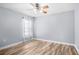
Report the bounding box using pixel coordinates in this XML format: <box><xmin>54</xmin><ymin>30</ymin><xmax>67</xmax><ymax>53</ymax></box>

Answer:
<box><xmin>74</xmin><ymin>4</ymin><xmax>79</xmax><ymax>49</ymax></box>
<box><xmin>0</xmin><ymin>7</ymin><xmax>33</xmax><ymax>48</ymax></box>
<box><xmin>35</xmin><ymin>11</ymin><xmax>74</xmax><ymax>43</ymax></box>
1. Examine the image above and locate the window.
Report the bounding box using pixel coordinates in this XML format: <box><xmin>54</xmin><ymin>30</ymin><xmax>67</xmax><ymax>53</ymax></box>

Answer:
<box><xmin>22</xmin><ymin>17</ymin><xmax>32</xmax><ymax>39</ymax></box>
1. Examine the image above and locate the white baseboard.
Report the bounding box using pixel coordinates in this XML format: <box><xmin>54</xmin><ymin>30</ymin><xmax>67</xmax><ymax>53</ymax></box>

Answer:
<box><xmin>0</xmin><ymin>38</ymin><xmax>79</xmax><ymax>54</ymax></box>
<box><xmin>33</xmin><ymin>38</ymin><xmax>79</xmax><ymax>54</ymax></box>
<box><xmin>0</xmin><ymin>41</ymin><xmax>23</xmax><ymax>50</ymax></box>
<box><xmin>74</xmin><ymin>45</ymin><xmax>79</xmax><ymax>54</ymax></box>
<box><xmin>33</xmin><ymin>38</ymin><xmax>75</xmax><ymax>46</ymax></box>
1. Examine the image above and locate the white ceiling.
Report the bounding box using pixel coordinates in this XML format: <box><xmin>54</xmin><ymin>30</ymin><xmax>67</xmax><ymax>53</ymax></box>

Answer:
<box><xmin>0</xmin><ymin>3</ymin><xmax>77</xmax><ymax>17</ymax></box>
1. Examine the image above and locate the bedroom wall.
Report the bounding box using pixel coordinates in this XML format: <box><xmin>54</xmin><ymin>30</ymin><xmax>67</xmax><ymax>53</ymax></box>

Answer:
<box><xmin>34</xmin><ymin>11</ymin><xmax>74</xmax><ymax>43</ymax></box>
<box><xmin>0</xmin><ymin>7</ymin><xmax>33</xmax><ymax>48</ymax></box>
<box><xmin>74</xmin><ymin>4</ymin><xmax>79</xmax><ymax>49</ymax></box>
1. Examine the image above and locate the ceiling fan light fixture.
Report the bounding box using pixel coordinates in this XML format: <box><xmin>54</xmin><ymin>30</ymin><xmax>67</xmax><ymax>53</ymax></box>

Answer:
<box><xmin>41</xmin><ymin>5</ymin><xmax>49</xmax><ymax>14</ymax></box>
<box><xmin>31</xmin><ymin>3</ymin><xmax>49</xmax><ymax>15</ymax></box>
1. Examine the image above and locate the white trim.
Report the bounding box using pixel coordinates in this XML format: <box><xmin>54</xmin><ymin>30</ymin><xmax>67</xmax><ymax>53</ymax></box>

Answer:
<box><xmin>33</xmin><ymin>38</ymin><xmax>79</xmax><ymax>54</ymax></box>
<box><xmin>0</xmin><ymin>38</ymin><xmax>79</xmax><ymax>54</ymax></box>
<box><xmin>0</xmin><ymin>41</ymin><xmax>23</xmax><ymax>50</ymax></box>
<box><xmin>74</xmin><ymin>45</ymin><xmax>79</xmax><ymax>54</ymax></box>
<box><xmin>34</xmin><ymin>38</ymin><xmax>75</xmax><ymax>46</ymax></box>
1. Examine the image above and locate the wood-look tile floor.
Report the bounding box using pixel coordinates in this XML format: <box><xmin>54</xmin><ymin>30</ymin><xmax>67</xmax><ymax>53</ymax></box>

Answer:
<box><xmin>0</xmin><ymin>39</ymin><xmax>78</xmax><ymax>55</ymax></box>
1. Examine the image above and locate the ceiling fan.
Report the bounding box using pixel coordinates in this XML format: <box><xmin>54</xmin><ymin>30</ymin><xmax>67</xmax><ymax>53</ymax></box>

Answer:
<box><xmin>30</xmin><ymin>3</ymin><xmax>49</xmax><ymax>14</ymax></box>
